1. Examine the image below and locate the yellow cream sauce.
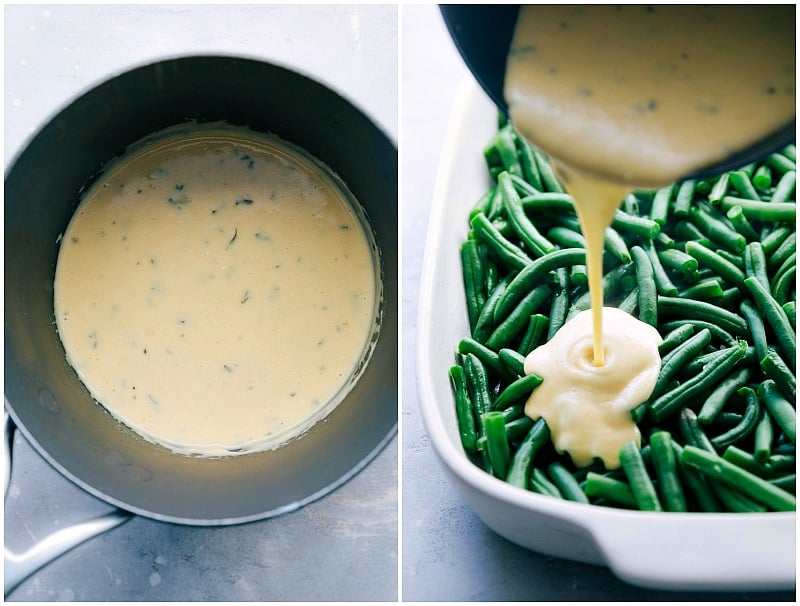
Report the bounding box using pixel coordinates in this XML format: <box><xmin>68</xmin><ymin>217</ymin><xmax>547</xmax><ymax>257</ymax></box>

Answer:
<box><xmin>505</xmin><ymin>5</ymin><xmax>795</xmax><ymax>467</ymax></box>
<box><xmin>54</xmin><ymin>125</ymin><xmax>378</xmax><ymax>456</ymax></box>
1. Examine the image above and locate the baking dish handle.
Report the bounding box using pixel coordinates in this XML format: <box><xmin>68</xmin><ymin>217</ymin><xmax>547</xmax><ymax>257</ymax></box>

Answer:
<box><xmin>4</xmin><ymin>411</ymin><xmax>132</xmax><ymax>597</ymax></box>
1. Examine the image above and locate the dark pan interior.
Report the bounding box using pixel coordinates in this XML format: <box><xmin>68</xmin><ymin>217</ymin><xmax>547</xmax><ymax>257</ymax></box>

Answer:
<box><xmin>4</xmin><ymin>55</ymin><xmax>398</xmax><ymax>524</ymax></box>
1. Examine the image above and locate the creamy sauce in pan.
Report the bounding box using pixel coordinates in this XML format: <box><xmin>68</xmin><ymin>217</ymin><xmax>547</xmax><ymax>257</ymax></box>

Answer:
<box><xmin>506</xmin><ymin>5</ymin><xmax>794</xmax><ymax>466</ymax></box>
<box><xmin>54</xmin><ymin>125</ymin><xmax>378</xmax><ymax>456</ymax></box>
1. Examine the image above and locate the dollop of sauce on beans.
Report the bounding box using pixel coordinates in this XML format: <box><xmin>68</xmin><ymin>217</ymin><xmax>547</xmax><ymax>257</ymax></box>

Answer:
<box><xmin>507</xmin><ymin>5</ymin><xmax>794</xmax><ymax>466</ymax></box>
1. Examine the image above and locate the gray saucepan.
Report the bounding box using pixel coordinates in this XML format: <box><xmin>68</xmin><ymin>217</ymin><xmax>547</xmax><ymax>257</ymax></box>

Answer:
<box><xmin>4</xmin><ymin>54</ymin><xmax>397</xmax><ymax>591</ymax></box>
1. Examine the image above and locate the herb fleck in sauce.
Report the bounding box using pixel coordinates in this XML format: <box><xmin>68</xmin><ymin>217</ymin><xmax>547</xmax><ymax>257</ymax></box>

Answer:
<box><xmin>54</xmin><ymin>126</ymin><xmax>378</xmax><ymax>456</ymax></box>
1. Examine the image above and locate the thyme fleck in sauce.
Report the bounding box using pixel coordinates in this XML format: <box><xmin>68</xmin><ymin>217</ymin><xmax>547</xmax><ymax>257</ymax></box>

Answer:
<box><xmin>54</xmin><ymin>125</ymin><xmax>378</xmax><ymax>456</ymax></box>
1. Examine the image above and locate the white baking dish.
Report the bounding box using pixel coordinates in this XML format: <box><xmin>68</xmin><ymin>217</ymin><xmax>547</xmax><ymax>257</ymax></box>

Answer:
<box><xmin>416</xmin><ymin>76</ymin><xmax>796</xmax><ymax>591</ymax></box>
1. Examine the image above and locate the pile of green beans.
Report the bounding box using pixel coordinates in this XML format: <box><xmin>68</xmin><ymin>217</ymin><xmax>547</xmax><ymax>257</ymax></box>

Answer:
<box><xmin>450</xmin><ymin>115</ymin><xmax>796</xmax><ymax>513</ymax></box>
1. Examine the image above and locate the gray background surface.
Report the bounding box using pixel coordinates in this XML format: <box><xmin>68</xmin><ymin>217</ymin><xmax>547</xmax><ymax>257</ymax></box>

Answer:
<box><xmin>400</xmin><ymin>4</ymin><xmax>796</xmax><ymax>601</ymax></box>
<box><xmin>5</xmin><ymin>4</ymin><xmax>397</xmax><ymax>602</ymax></box>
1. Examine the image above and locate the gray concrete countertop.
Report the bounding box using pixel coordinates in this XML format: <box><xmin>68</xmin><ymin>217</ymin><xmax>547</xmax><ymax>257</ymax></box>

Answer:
<box><xmin>4</xmin><ymin>4</ymin><xmax>397</xmax><ymax>602</ymax></box>
<box><xmin>400</xmin><ymin>5</ymin><xmax>795</xmax><ymax>601</ymax></box>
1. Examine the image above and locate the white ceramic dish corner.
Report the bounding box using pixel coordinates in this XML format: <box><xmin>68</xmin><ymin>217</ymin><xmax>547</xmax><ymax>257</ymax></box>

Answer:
<box><xmin>416</xmin><ymin>76</ymin><xmax>797</xmax><ymax>592</ymax></box>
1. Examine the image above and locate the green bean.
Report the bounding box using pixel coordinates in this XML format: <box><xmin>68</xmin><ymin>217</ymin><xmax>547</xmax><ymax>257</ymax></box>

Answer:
<box><xmin>674</xmin><ymin>220</ymin><xmax>710</xmax><ymax>247</ymax></box>
<box><xmin>650</xmin><ymin>431</ymin><xmax>687</xmax><ymax>512</ymax></box>
<box><xmin>570</xmin><ymin>264</ymin><xmax>588</xmax><ymax>288</ymax></box>
<box><xmin>760</xmin><ymin>349</ymin><xmax>796</xmax><ymax>401</ymax></box>
<box><xmin>689</xmin><ymin>204</ymin><xmax>746</xmax><ymax>253</ymax></box>
<box><xmin>769</xmin><ymin>232</ymin><xmax>796</xmax><ymax>273</ymax></box>
<box><xmin>744</xmin><ymin>241</ymin><xmax>770</xmax><ymax>292</ymax></box>
<box><xmin>520</xmin><ymin>191</ymin><xmax>575</xmax><ymax>214</ymax></box>
<box><xmin>783</xmin><ymin>301</ymin><xmax>796</xmax><ymax>329</ymax></box>
<box><xmin>470</xmin><ymin>184</ymin><xmax>497</xmax><ymax>219</ymax></box>
<box><xmin>743</xmin><ymin>276</ymin><xmax>795</xmax><ymax>368</ymax></box>
<box><xmin>710</xmin><ymin>386</ymin><xmax>761</xmax><ymax>449</ymax></box>
<box><xmin>781</xmin><ymin>144</ymin><xmax>796</xmax><ymax>162</ymax></box>
<box><xmin>657</xmin><ymin>296</ymin><xmax>748</xmax><ymax>337</ymax></box>
<box><xmin>680</xmin><ymin>446</ymin><xmax>796</xmax><ymax>511</ymax></box>
<box><xmin>622</xmin><ymin>192</ymin><xmax>641</xmax><ymax>216</ymax></box>
<box><xmin>450</xmin><ymin>365</ymin><xmax>478</xmax><ymax>453</ymax></box>
<box><xmin>753</xmin><ymin>407</ymin><xmax>774</xmax><ymax>464</ymax></box>
<box><xmin>738</xmin><ymin>301</ymin><xmax>769</xmax><ymax>363</ymax></box>
<box><xmin>684</xmin><ymin>343</ymin><xmax>756</xmax><ymax>375</ymax></box>
<box><xmin>619</xmin><ymin>441</ymin><xmax>662</xmax><ymax>511</ymax></box>
<box><xmin>653</xmin><ymin>229</ymin><xmax>676</xmax><ymax>250</ymax></box>
<box><xmin>547</xmin><ymin>462</ymin><xmax>590</xmax><ymax>503</ymax></box>
<box><xmin>506</xmin><ymin>418</ymin><xmax>550</xmax><ymax>489</ymax></box>
<box><xmin>670</xmin><ymin>180</ymin><xmax>693</xmax><ymax>217</ymax></box>
<box><xmin>678</xmin><ymin>409</ymin><xmax>768</xmax><ymax>512</ymax></box>
<box><xmin>498</xmin><ymin>171</ymin><xmax>556</xmax><ymax>258</ymax></box>
<box><xmin>677</xmin><ymin>279</ymin><xmax>724</xmax><ymax>301</ymax></box>
<box><xmin>770</xmin><ymin>169</ymin><xmax>796</xmax><ymax>203</ymax></box>
<box><xmin>657</xmin><ymin>247</ymin><xmax>699</xmax><ymax>278</ymax></box>
<box><xmin>728</xmin><ymin>170</ymin><xmax>760</xmax><ymax>200</ymax></box>
<box><xmin>617</xmin><ymin>286</ymin><xmax>639</xmax><ymax>315</ymax></box>
<box><xmin>546</xmin><ymin>225</ymin><xmax>585</xmax><ymax>249</ymax></box>
<box><xmin>498</xmin><ymin>347</ymin><xmax>526</xmax><ymax>377</ymax></box>
<box><xmin>751</xmin><ymin>164</ymin><xmax>773</xmax><ymax>191</ymax></box>
<box><xmin>604</xmin><ymin>226</ymin><xmax>631</xmax><ymax>263</ymax></box>
<box><xmin>765</xmin><ymin>152</ymin><xmax>796</xmax><ymax>175</ymax></box>
<box><xmin>493</xmin><ymin>372</ymin><xmax>543</xmax><ymax>411</ymax></box>
<box><xmin>504</xmin><ymin>416</ymin><xmax>536</xmax><ymax>442</ymax></box>
<box><xmin>512</xmin><ymin>130</ymin><xmax>544</xmax><ymax>191</ymax></box>
<box><xmin>652</xmin><ymin>328</ymin><xmax>712</xmax><ymax>399</ymax></box>
<box><xmin>761</xmin><ymin>225</ymin><xmax>794</xmax><ymax>257</ymax></box>
<box><xmin>534</xmin><ymin>149</ymin><xmax>566</xmax><ymax>193</ymax></box>
<box><xmin>643</xmin><ymin>241</ymin><xmax>679</xmax><ymax>296</ymax></box>
<box><xmin>708</xmin><ymin>172</ymin><xmax>730</xmax><ymax>204</ymax></box>
<box><xmin>658</xmin><ymin>324</ymin><xmax>695</xmax><ymax>355</ymax></box>
<box><xmin>472</xmin><ymin>275</ymin><xmax>511</xmax><ymax>343</ymax></box>
<box><xmin>584</xmin><ymin>472</ymin><xmax>637</xmax><ymax>508</ymax></box>
<box><xmin>568</xmin><ymin>262</ymin><xmax>635</xmax><ymax>317</ymax></box>
<box><xmin>611</xmin><ymin>209</ymin><xmax>661</xmax><ymax>240</ymax></box>
<box><xmin>771</xmin><ymin>259</ymin><xmax>796</xmax><ymax>306</ymax></box>
<box><xmin>502</xmin><ymin>403</ymin><xmax>526</xmax><ymax>422</ymax></box>
<box><xmin>481</xmin><ymin>411</ymin><xmax>511</xmax><ymax>479</ymax></box>
<box><xmin>758</xmin><ymin>380</ymin><xmax>796</xmax><ymax>444</ymax></box>
<box><xmin>649</xmin><ymin>184</ymin><xmax>673</xmax><ymax>225</ymax></box>
<box><xmin>697</xmin><ymin>367</ymin><xmax>751</xmax><ymax>424</ymax></box>
<box><xmin>470</xmin><ymin>212</ymin><xmax>532</xmax><ymax>271</ymax></box>
<box><xmin>531</xmin><ymin>467</ymin><xmax>562</xmax><ymax>497</ymax></box>
<box><xmin>649</xmin><ymin>341</ymin><xmax>748</xmax><ymax>422</ymax></box>
<box><xmin>719</xmin><ymin>196</ymin><xmax>796</xmax><ymax>222</ymax></box>
<box><xmin>489</xmin><ymin>125</ymin><xmax>523</xmax><ymax>177</ymax></box>
<box><xmin>672</xmin><ymin>440</ymin><xmax>723</xmax><ymax>512</ymax></box>
<box><xmin>494</xmin><ymin>248</ymin><xmax>586</xmax><ymax>321</ymax></box>
<box><xmin>464</xmin><ymin>353</ymin><xmax>493</xmax><ymax>419</ymax></box>
<box><xmin>714</xmin><ymin>247</ymin><xmax>745</xmax><ymax>270</ymax></box>
<box><xmin>546</xmin><ymin>269</ymin><xmax>570</xmax><ymax>340</ymax></box>
<box><xmin>457</xmin><ymin>337</ymin><xmax>507</xmax><ymax>381</ymax></box>
<box><xmin>460</xmin><ymin>239</ymin><xmax>485</xmax><ymax>331</ymax></box>
<box><xmin>486</xmin><ymin>284</ymin><xmax>551</xmax><ymax>350</ymax></box>
<box><xmin>725</xmin><ymin>204</ymin><xmax>760</xmax><ymax>241</ymax></box>
<box><xmin>722</xmin><ymin>445</ymin><xmax>784</xmax><ymax>479</ymax></box>
<box><xmin>518</xmin><ymin>314</ymin><xmax>549</xmax><ymax>356</ymax></box>
<box><xmin>768</xmin><ymin>474</ymin><xmax>796</xmax><ymax>492</ymax></box>
<box><xmin>660</xmin><ymin>319</ymin><xmax>736</xmax><ymax>347</ymax></box>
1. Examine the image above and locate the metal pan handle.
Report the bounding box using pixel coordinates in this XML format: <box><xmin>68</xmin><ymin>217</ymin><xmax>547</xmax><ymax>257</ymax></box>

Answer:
<box><xmin>4</xmin><ymin>411</ymin><xmax>132</xmax><ymax>596</ymax></box>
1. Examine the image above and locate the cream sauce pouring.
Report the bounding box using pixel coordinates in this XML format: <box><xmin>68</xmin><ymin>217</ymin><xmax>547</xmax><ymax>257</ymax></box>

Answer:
<box><xmin>505</xmin><ymin>5</ymin><xmax>795</xmax><ymax>466</ymax></box>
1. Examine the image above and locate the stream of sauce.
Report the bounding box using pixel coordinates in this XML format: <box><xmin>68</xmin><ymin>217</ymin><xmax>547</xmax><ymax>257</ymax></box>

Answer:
<box><xmin>505</xmin><ymin>5</ymin><xmax>795</xmax><ymax>466</ymax></box>
<box><xmin>54</xmin><ymin>125</ymin><xmax>379</xmax><ymax>456</ymax></box>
